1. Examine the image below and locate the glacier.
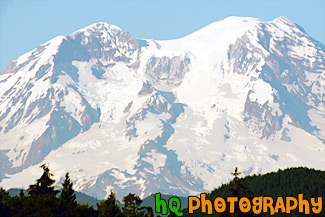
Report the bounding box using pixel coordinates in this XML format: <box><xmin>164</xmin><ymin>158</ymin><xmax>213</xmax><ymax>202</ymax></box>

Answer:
<box><xmin>0</xmin><ymin>16</ymin><xmax>324</xmax><ymax>200</ymax></box>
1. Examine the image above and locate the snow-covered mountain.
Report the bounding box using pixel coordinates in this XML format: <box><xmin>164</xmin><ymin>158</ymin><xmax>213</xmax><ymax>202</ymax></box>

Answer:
<box><xmin>0</xmin><ymin>16</ymin><xmax>324</xmax><ymax>200</ymax></box>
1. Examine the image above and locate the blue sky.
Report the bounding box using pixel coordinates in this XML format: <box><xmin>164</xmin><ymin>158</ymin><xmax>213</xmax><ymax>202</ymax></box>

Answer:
<box><xmin>0</xmin><ymin>0</ymin><xmax>324</xmax><ymax>71</ymax></box>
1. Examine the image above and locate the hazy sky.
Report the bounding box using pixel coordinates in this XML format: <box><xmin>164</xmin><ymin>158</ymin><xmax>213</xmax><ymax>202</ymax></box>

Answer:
<box><xmin>0</xmin><ymin>0</ymin><xmax>324</xmax><ymax>71</ymax></box>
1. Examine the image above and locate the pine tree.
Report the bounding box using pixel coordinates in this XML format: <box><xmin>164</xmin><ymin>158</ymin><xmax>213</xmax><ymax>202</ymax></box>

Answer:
<box><xmin>122</xmin><ymin>193</ymin><xmax>145</xmax><ymax>217</ymax></box>
<box><xmin>228</xmin><ymin>167</ymin><xmax>254</xmax><ymax>217</ymax></box>
<box><xmin>229</xmin><ymin>167</ymin><xmax>242</xmax><ymax>197</ymax></box>
<box><xmin>0</xmin><ymin>187</ymin><xmax>11</xmax><ymax>216</ymax></box>
<box><xmin>19</xmin><ymin>189</ymin><xmax>25</xmax><ymax>198</ymax></box>
<box><xmin>60</xmin><ymin>172</ymin><xmax>77</xmax><ymax>206</ymax></box>
<box><xmin>143</xmin><ymin>206</ymin><xmax>154</xmax><ymax>217</ymax></box>
<box><xmin>97</xmin><ymin>190</ymin><xmax>123</xmax><ymax>217</ymax></box>
<box><xmin>28</xmin><ymin>163</ymin><xmax>59</xmax><ymax>197</ymax></box>
<box><xmin>168</xmin><ymin>211</ymin><xmax>178</xmax><ymax>217</ymax></box>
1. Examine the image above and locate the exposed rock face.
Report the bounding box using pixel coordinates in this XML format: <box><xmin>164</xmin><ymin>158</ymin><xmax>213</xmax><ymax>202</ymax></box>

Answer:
<box><xmin>138</xmin><ymin>81</ymin><xmax>156</xmax><ymax>96</ymax></box>
<box><xmin>145</xmin><ymin>55</ymin><xmax>191</xmax><ymax>87</ymax></box>
<box><xmin>0</xmin><ymin>17</ymin><xmax>324</xmax><ymax>200</ymax></box>
<box><xmin>0</xmin><ymin>23</ymin><xmax>137</xmax><ymax>174</ymax></box>
<box><xmin>229</xmin><ymin>18</ymin><xmax>324</xmax><ymax>140</ymax></box>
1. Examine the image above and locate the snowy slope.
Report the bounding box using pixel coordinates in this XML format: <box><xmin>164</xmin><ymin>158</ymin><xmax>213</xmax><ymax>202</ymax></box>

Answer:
<box><xmin>0</xmin><ymin>17</ymin><xmax>324</xmax><ymax>200</ymax></box>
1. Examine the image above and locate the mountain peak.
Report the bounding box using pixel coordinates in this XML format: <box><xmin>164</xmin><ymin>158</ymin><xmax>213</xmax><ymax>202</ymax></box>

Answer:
<box><xmin>87</xmin><ymin>22</ymin><xmax>121</xmax><ymax>31</ymax></box>
<box><xmin>71</xmin><ymin>22</ymin><xmax>123</xmax><ymax>37</ymax></box>
<box><xmin>0</xmin><ymin>16</ymin><xmax>324</xmax><ymax>201</ymax></box>
<box><xmin>220</xmin><ymin>16</ymin><xmax>261</xmax><ymax>23</ymax></box>
<box><xmin>179</xmin><ymin>16</ymin><xmax>260</xmax><ymax>44</ymax></box>
<box><xmin>271</xmin><ymin>16</ymin><xmax>296</xmax><ymax>27</ymax></box>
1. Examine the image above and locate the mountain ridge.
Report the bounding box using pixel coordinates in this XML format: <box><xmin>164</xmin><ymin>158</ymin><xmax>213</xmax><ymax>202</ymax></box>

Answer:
<box><xmin>0</xmin><ymin>16</ymin><xmax>324</xmax><ymax>200</ymax></box>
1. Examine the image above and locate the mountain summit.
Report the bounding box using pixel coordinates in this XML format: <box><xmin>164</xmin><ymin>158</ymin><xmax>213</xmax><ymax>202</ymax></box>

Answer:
<box><xmin>0</xmin><ymin>16</ymin><xmax>324</xmax><ymax>200</ymax></box>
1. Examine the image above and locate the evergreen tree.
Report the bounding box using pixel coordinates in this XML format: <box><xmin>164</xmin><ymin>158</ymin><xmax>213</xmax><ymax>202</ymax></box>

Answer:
<box><xmin>122</xmin><ymin>193</ymin><xmax>145</xmax><ymax>217</ymax></box>
<box><xmin>97</xmin><ymin>190</ymin><xmax>123</xmax><ymax>217</ymax></box>
<box><xmin>229</xmin><ymin>167</ymin><xmax>243</xmax><ymax>197</ymax></box>
<box><xmin>227</xmin><ymin>167</ymin><xmax>254</xmax><ymax>217</ymax></box>
<box><xmin>28</xmin><ymin>164</ymin><xmax>59</xmax><ymax>197</ymax></box>
<box><xmin>19</xmin><ymin>189</ymin><xmax>25</xmax><ymax>198</ymax></box>
<box><xmin>60</xmin><ymin>172</ymin><xmax>77</xmax><ymax>206</ymax></box>
<box><xmin>0</xmin><ymin>187</ymin><xmax>11</xmax><ymax>217</ymax></box>
<box><xmin>168</xmin><ymin>211</ymin><xmax>178</xmax><ymax>217</ymax></box>
<box><xmin>143</xmin><ymin>206</ymin><xmax>154</xmax><ymax>217</ymax></box>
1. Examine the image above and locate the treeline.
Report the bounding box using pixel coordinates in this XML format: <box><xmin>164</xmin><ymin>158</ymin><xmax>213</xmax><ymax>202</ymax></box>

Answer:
<box><xmin>0</xmin><ymin>164</ymin><xmax>155</xmax><ymax>217</ymax></box>
<box><xmin>1</xmin><ymin>166</ymin><xmax>324</xmax><ymax>216</ymax></box>
<box><xmin>182</xmin><ymin>167</ymin><xmax>325</xmax><ymax>217</ymax></box>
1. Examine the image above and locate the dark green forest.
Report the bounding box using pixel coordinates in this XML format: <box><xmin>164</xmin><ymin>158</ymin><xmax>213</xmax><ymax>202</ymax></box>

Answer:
<box><xmin>183</xmin><ymin>167</ymin><xmax>325</xmax><ymax>217</ymax></box>
<box><xmin>0</xmin><ymin>165</ymin><xmax>324</xmax><ymax>217</ymax></box>
<box><xmin>0</xmin><ymin>164</ymin><xmax>153</xmax><ymax>217</ymax></box>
